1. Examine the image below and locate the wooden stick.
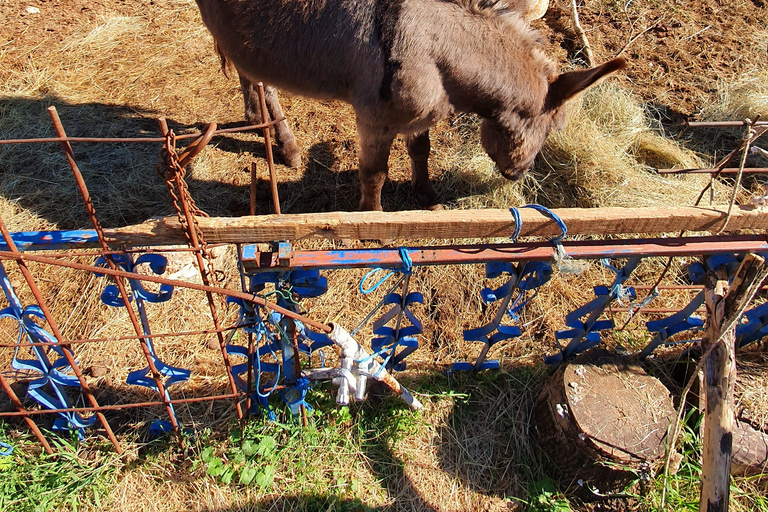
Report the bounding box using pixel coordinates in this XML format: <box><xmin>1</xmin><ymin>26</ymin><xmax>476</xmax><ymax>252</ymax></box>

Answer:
<box><xmin>570</xmin><ymin>0</ymin><xmax>595</xmax><ymax>67</ymax></box>
<box><xmin>700</xmin><ymin>254</ymin><xmax>766</xmax><ymax>512</ymax></box>
<box><xmin>96</xmin><ymin>205</ymin><xmax>768</xmax><ymax>247</ymax></box>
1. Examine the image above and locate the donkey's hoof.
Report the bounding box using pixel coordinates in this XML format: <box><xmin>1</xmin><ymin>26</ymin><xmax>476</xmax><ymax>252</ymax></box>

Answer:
<box><xmin>427</xmin><ymin>203</ymin><xmax>445</xmax><ymax>211</ymax></box>
<box><xmin>414</xmin><ymin>189</ymin><xmax>442</xmax><ymax>211</ymax></box>
<box><xmin>281</xmin><ymin>145</ymin><xmax>302</xmax><ymax>168</ymax></box>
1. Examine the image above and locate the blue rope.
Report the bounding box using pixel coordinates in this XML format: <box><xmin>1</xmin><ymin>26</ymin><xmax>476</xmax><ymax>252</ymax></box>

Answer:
<box><xmin>359</xmin><ymin>247</ymin><xmax>413</xmax><ymax>294</ymax></box>
<box><xmin>0</xmin><ymin>441</ymin><xmax>12</xmax><ymax>456</ymax></box>
<box><xmin>509</xmin><ymin>204</ymin><xmax>567</xmax><ymax>241</ymax></box>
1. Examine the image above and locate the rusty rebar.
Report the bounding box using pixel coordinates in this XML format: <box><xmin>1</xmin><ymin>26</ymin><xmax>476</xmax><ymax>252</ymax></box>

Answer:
<box><xmin>157</xmin><ymin>120</ymin><xmax>244</xmax><ymax>421</ymax></box>
<box><xmin>0</xmin><ymin>323</ymin><xmax>251</xmax><ymax>349</ymax></box>
<box><xmin>0</xmin><ymin>119</ymin><xmax>284</xmax><ymax>145</ymax></box>
<box><xmin>658</xmin><ymin>168</ymin><xmax>768</xmax><ymax>175</ymax></box>
<box><xmin>0</xmin><ymin>250</ymin><xmax>333</xmax><ymax>333</ymax></box>
<box><xmin>257</xmin><ymin>83</ymin><xmax>281</xmax><ymax>215</ymax></box>
<box><xmin>687</xmin><ymin>120</ymin><xmax>768</xmax><ymax>129</ymax></box>
<box><xmin>0</xmin><ymin>393</ymin><xmax>241</xmax><ymax>417</ymax></box>
<box><xmin>250</xmin><ymin>161</ymin><xmax>257</xmax><ymax>216</ymax></box>
<box><xmin>47</xmin><ymin>106</ymin><xmax>181</xmax><ymax>434</ymax></box>
<box><xmin>0</xmin><ymin>370</ymin><xmax>54</xmax><ymax>454</ymax></box>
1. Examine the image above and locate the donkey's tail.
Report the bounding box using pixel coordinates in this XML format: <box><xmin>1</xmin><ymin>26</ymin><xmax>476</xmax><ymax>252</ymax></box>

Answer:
<box><xmin>215</xmin><ymin>40</ymin><xmax>233</xmax><ymax>78</ymax></box>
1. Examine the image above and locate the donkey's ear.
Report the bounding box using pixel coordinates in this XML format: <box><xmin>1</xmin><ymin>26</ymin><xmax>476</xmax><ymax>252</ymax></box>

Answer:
<box><xmin>546</xmin><ymin>58</ymin><xmax>627</xmax><ymax>109</ymax></box>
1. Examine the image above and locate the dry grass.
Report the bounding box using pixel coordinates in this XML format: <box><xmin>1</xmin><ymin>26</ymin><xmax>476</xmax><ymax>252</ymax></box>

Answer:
<box><xmin>1</xmin><ymin>1</ymin><xmax>768</xmax><ymax>511</ymax></box>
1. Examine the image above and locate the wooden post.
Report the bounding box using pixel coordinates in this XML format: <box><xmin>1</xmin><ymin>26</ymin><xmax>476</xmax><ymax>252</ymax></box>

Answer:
<box><xmin>700</xmin><ymin>254</ymin><xmax>766</xmax><ymax>512</ymax></box>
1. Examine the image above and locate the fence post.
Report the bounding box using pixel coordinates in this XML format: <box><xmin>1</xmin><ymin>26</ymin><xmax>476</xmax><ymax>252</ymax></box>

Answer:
<box><xmin>700</xmin><ymin>253</ymin><xmax>766</xmax><ymax>512</ymax></box>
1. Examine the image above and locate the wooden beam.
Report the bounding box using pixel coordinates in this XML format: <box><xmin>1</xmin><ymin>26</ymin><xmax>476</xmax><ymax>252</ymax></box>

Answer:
<box><xmin>700</xmin><ymin>254</ymin><xmax>767</xmax><ymax>512</ymax></box>
<box><xmin>101</xmin><ymin>205</ymin><xmax>768</xmax><ymax>247</ymax></box>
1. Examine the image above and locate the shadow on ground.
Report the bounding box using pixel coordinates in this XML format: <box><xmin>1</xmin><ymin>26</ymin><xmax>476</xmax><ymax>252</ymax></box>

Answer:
<box><xmin>1</xmin><ymin>95</ymin><xmax>509</xmax><ymax>230</ymax></box>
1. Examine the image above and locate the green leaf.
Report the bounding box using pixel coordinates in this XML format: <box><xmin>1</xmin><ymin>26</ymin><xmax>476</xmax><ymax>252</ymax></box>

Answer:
<box><xmin>242</xmin><ymin>440</ymin><xmax>257</xmax><ymax>458</ymax></box>
<box><xmin>256</xmin><ymin>436</ymin><xmax>277</xmax><ymax>458</ymax></box>
<box><xmin>200</xmin><ymin>447</ymin><xmax>215</xmax><ymax>463</ymax></box>
<box><xmin>220</xmin><ymin>467</ymin><xmax>234</xmax><ymax>485</ymax></box>
<box><xmin>239</xmin><ymin>466</ymin><xmax>257</xmax><ymax>485</ymax></box>
<box><xmin>255</xmin><ymin>465</ymin><xmax>275</xmax><ymax>488</ymax></box>
<box><xmin>0</xmin><ymin>456</ymin><xmax>13</xmax><ymax>472</ymax></box>
<box><xmin>206</xmin><ymin>458</ymin><xmax>224</xmax><ymax>477</ymax></box>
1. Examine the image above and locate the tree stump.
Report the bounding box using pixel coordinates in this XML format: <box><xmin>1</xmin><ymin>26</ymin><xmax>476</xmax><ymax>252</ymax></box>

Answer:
<box><xmin>533</xmin><ymin>350</ymin><xmax>676</xmax><ymax>495</ymax></box>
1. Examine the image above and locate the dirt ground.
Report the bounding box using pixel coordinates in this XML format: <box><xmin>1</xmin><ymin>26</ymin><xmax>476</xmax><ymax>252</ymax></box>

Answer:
<box><xmin>5</xmin><ymin>0</ymin><xmax>766</xmax><ymax>116</ymax></box>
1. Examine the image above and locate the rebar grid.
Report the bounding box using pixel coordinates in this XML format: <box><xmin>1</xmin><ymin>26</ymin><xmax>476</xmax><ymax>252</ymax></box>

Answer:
<box><xmin>0</xmin><ymin>96</ymin><xmax>298</xmax><ymax>451</ymax></box>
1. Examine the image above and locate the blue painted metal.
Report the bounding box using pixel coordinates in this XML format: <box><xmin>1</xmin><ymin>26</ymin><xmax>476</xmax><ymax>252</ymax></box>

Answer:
<box><xmin>0</xmin><ymin>261</ymin><xmax>95</xmax><ymax>438</ymax></box>
<box><xmin>545</xmin><ymin>256</ymin><xmax>642</xmax><ymax>365</ymax></box>
<box><xmin>94</xmin><ymin>253</ymin><xmax>188</xmax><ymax>433</ymax></box>
<box><xmin>0</xmin><ymin>229</ymin><xmax>100</xmax><ymax>252</ymax></box>
<box><xmin>637</xmin><ymin>255</ymin><xmax>768</xmax><ymax>358</ymax></box>
<box><xmin>736</xmin><ymin>302</ymin><xmax>768</xmax><ymax>347</ymax></box>
<box><xmin>226</xmin><ymin>268</ymin><xmax>330</xmax><ymax>417</ymax></box>
<box><xmin>369</xmin><ymin>282</ymin><xmax>422</xmax><ymax>372</ymax></box>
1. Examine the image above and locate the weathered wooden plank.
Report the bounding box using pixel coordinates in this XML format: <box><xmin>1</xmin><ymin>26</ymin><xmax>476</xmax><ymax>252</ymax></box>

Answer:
<box><xmin>700</xmin><ymin>254</ymin><xmax>767</xmax><ymax>512</ymax></box>
<box><xmin>100</xmin><ymin>205</ymin><xmax>768</xmax><ymax>247</ymax></box>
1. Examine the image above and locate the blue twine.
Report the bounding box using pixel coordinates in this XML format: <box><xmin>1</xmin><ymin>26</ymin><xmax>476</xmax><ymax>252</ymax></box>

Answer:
<box><xmin>509</xmin><ymin>204</ymin><xmax>567</xmax><ymax>242</ymax></box>
<box><xmin>601</xmin><ymin>258</ymin><xmax>634</xmax><ymax>305</ymax></box>
<box><xmin>281</xmin><ymin>376</ymin><xmax>313</xmax><ymax>412</ymax></box>
<box><xmin>359</xmin><ymin>247</ymin><xmax>413</xmax><ymax>294</ymax></box>
<box><xmin>355</xmin><ymin>340</ymin><xmax>396</xmax><ymax>377</ymax></box>
<box><xmin>0</xmin><ymin>441</ymin><xmax>12</xmax><ymax>456</ymax></box>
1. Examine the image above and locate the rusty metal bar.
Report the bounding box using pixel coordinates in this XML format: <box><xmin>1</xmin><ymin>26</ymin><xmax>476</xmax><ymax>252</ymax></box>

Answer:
<box><xmin>610</xmin><ymin>307</ymin><xmax>706</xmax><ymax>314</ymax></box>
<box><xmin>157</xmin><ymin>121</ymin><xmax>244</xmax><ymax>421</ymax></box>
<box><xmin>0</xmin><ymin>215</ymin><xmax>123</xmax><ymax>452</ymax></box>
<box><xmin>687</xmin><ymin>120</ymin><xmax>768</xmax><ymax>128</ymax></box>
<box><xmin>257</xmin><ymin>83</ymin><xmax>281</xmax><ymax>215</ymax></box>
<box><xmin>0</xmin><ymin>250</ymin><xmax>333</xmax><ymax>333</ymax></box>
<box><xmin>658</xmin><ymin>168</ymin><xmax>768</xmax><ymax>175</ymax></box>
<box><xmin>0</xmin><ymin>370</ymin><xmax>54</xmax><ymax>454</ymax></box>
<box><xmin>0</xmin><ymin>119</ymin><xmax>285</xmax><ymax>145</ymax></box>
<box><xmin>0</xmin><ymin>323</ymin><xmax>249</xmax><ymax>349</ymax></box>
<box><xmin>0</xmin><ymin>393</ymin><xmax>241</xmax><ymax>417</ymax></box>
<box><xmin>47</xmin><ymin>106</ymin><xmax>181</xmax><ymax>433</ymax></box>
<box><xmin>250</xmin><ymin>161</ymin><xmax>258</xmax><ymax>216</ymax></box>
<box><xmin>241</xmin><ymin>235</ymin><xmax>768</xmax><ymax>272</ymax></box>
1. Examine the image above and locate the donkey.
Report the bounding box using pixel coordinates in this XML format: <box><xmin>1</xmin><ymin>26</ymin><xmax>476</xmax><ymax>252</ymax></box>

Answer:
<box><xmin>195</xmin><ymin>0</ymin><xmax>625</xmax><ymax>211</ymax></box>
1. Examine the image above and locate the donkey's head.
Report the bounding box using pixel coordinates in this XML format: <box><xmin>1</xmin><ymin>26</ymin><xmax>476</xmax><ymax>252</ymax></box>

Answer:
<box><xmin>481</xmin><ymin>58</ymin><xmax>627</xmax><ymax>180</ymax></box>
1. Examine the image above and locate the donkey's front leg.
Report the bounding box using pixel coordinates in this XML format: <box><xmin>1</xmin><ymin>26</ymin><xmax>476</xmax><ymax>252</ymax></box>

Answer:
<box><xmin>239</xmin><ymin>74</ymin><xmax>302</xmax><ymax>168</ymax></box>
<box><xmin>357</xmin><ymin>122</ymin><xmax>396</xmax><ymax>211</ymax></box>
<box><xmin>405</xmin><ymin>130</ymin><xmax>441</xmax><ymax>210</ymax></box>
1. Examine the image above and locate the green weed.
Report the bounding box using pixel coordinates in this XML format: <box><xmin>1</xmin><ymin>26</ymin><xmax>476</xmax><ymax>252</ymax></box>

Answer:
<box><xmin>0</xmin><ymin>429</ymin><xmax>117</xmax><ymax>512</ymax></box>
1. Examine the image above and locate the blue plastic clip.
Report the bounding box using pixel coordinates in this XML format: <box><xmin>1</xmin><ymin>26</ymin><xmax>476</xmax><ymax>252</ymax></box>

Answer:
<box><xmin>545</xmin><ymin>256</ymin><xmax>641</xmax><ymax>365</ymax></box>
<box><xmin>452</xmin><ymin>261</ymin><xmax>552</xmax><ymax>373</ymax></box>
<box><xmin>639</xmin><ymin>291</ymin><xmax>705</xmax><ymax>359</ymax></box>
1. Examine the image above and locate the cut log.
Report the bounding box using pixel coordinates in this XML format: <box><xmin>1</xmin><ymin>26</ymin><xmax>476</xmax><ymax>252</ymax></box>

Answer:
<box><xmin>732</xmin><ymin>420</ymin><xmax>768</xmax><ymax>476</ymax></box>
<box><xmin>533</xmin><ymin>350</ymin><xmax>676</xmax><ymax>495</ymax></box>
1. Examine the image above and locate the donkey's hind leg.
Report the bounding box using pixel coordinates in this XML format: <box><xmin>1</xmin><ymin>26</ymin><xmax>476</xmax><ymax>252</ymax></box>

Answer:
<box><xmin>405</xmin><ymin>130</ymin><xmax>442</xmax><ymax>210</ymax></box>
<box><xmin>239</xmin><ymin>74</ymin><xmax>302</xmax><ymax>168</ymax></box>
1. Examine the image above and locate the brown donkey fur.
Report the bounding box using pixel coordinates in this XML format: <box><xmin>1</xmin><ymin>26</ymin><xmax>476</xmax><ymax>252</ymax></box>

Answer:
<box><xmin>194</xmin><ymin>0</ymin><xmax>626</xmax><ymax>211</ymax></box>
